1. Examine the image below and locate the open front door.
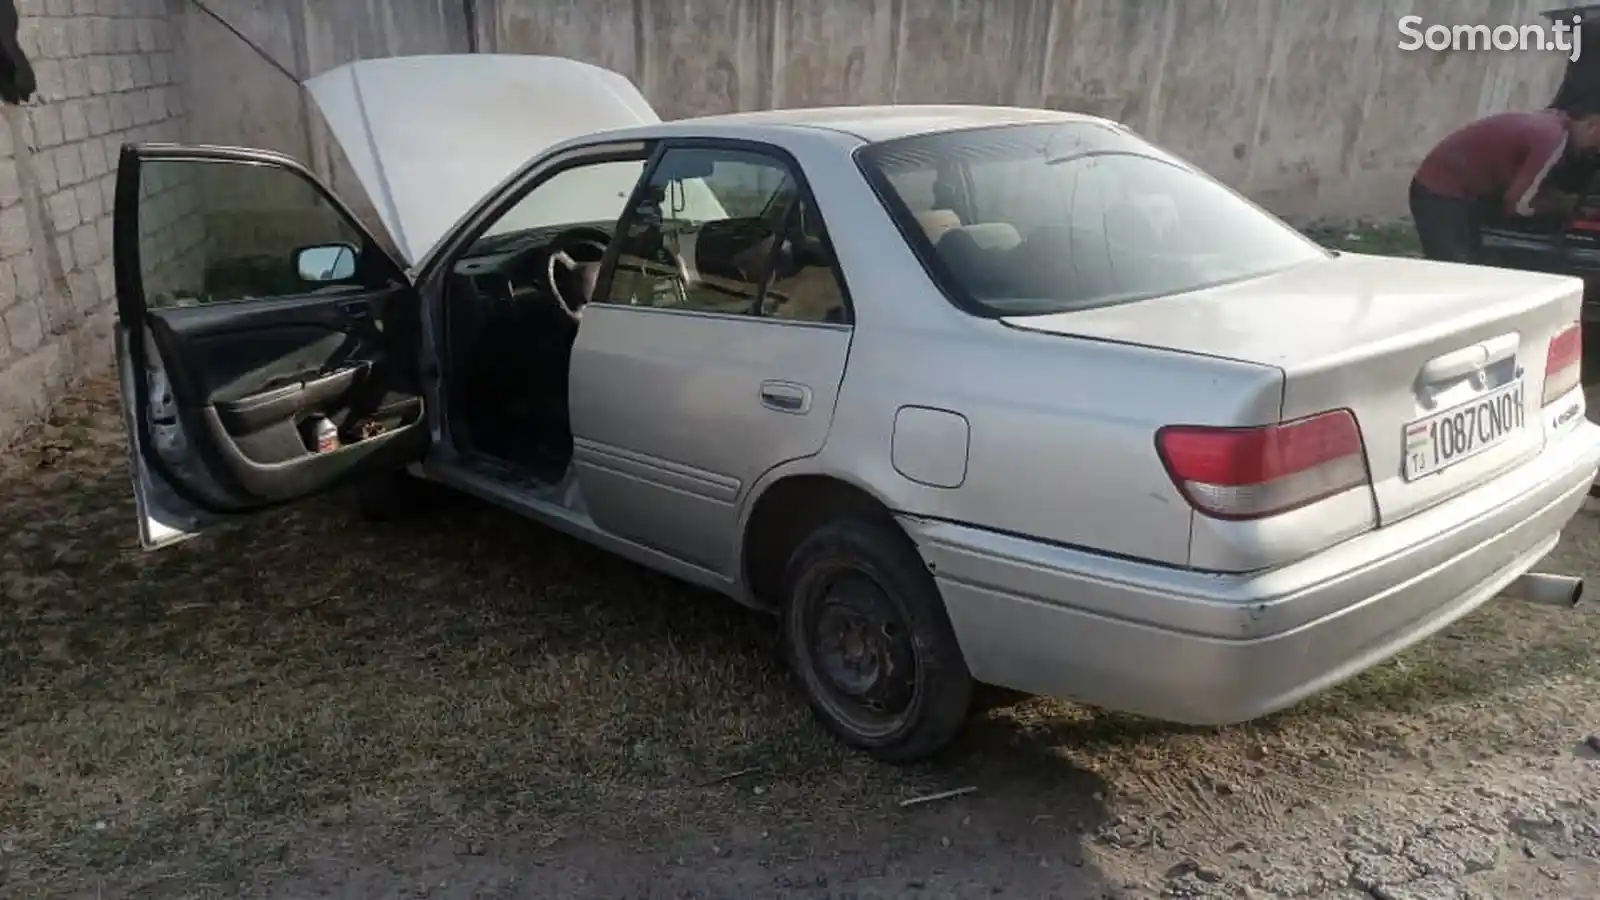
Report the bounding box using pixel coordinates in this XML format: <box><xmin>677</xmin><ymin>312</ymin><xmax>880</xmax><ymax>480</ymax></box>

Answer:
<box><xmin>114</xmin><ymin>144</ymin><xmax>428</xmax><ymax>549</ymax></box>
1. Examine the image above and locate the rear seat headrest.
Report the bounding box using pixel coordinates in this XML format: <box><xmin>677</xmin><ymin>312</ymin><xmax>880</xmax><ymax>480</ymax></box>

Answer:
<box><xmin>916</xmin><ymin>209</ymin><xmax>962</xmax><ymax>242</ymax></box>
<box><xmin>937</xmin><ymin>222</ymin><xmax>1022</xmax><ymax>252</ymax></box>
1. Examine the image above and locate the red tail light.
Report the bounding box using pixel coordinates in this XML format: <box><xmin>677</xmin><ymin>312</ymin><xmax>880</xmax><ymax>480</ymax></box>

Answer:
<box><xmin>1155</xmin><ymin>410</ymin><xmax>1371</xmax><ymax>521</ymax></box>
<box><xmin>1543</xmin><ymin>322</ymin><xmax>1582</xmax><ymax>407</ymax></box>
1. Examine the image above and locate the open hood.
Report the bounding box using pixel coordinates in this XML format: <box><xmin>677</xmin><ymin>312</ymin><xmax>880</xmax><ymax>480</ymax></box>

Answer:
<box><xmin>304</xmin><ymin>54</ymin><xmax>659</xmax><ymax>265</ymax></box>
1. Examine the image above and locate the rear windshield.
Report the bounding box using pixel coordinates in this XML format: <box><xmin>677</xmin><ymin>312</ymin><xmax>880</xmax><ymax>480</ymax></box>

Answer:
<box><xmin>857</xmin><ymin>123</ymin><xmax>1328</xmax><ymax>317</ymax></box>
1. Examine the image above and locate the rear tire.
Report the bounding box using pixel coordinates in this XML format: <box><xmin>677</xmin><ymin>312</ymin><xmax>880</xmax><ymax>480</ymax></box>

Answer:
<box><xmin>780</xmin><ymin>517</ymin><xmax>973</xmax><ymax>763</ymax></box>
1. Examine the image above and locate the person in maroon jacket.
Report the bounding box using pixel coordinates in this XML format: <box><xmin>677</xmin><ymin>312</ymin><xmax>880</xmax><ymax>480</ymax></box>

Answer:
<box><xmin>1411</xmin><ymin>108</ymin><xmax>1600</xmax><ymax>262</ymax></box>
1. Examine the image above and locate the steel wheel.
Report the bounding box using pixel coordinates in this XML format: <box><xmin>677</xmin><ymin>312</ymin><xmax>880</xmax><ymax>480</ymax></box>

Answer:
<box><xmin>804</xmin><ymin>569</ymin><xmax>919</xmax><ymax>739</ymax></box>
<box><xmin>781</xmin><ymin>517</ymin><xmax>973</xmax><ymax>762</ymax></box>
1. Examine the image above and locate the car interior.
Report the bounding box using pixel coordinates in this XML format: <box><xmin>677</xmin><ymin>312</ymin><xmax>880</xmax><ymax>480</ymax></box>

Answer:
<box><xmin>445</xmin><ymin>219</ymin><xmax>614</xmax><ymax>483</ymax></box>
<box><xmin>904</xmin><ymin>165</ymin><xmax>1176</xmax><ymax>309</ymax></box>
<box><xmin>888</xmin><ymin>147</ymin><xmax>1316</xmax><ymax>318</ymax></box>
<box><xmin>438</xmin><ymin>158</ymin><xmax>838</xmax><ymax>490</ymax></box>
<box><xmin>441</xmin><ymin>153</ymin><xmax>848</xmax><ymax>487</ymax></box>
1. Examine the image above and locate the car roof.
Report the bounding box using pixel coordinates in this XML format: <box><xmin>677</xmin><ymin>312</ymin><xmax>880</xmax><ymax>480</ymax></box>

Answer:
<box><xmin>611</xmin><ymin>105</ymin><xmax>1116</xmax><ymax>145</ymax></box>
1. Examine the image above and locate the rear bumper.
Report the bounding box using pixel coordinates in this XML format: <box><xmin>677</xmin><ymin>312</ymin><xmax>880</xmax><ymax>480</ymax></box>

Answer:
<box><xmin>905</xmin><ymin>422</ymin><xmax>1600</xmax><ymax>725</ymax></box>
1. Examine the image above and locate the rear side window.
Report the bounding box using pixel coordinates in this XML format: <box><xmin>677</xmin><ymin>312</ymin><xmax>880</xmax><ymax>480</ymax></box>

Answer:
<box><xmin>859</xmin><ymin>123</ymin><xmax>1328</xmax><ymax>317</ymax></box>
<box><xmin>603</xmin><ymin>146</ymin><xmax>850</xmax><ymax>324</ymax></box>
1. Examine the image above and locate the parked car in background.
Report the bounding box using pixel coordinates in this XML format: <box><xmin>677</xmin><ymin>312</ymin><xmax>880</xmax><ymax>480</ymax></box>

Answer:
<box><xmin>114</xmin><ymin>55</ymin><xmax>1600</xmax><ymax>761</ymax></box>
<box><xmin>1480</xmin><ymin>8</ymin><xmax>1600</xmax><ymax>344</ymax></box>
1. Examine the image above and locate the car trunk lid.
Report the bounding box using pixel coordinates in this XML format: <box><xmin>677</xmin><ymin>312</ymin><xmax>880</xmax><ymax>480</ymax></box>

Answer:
<box><xmin>1004</xmin><ymin>252</ymin><xmax>1584</xmax><ymax>526</ymax></box>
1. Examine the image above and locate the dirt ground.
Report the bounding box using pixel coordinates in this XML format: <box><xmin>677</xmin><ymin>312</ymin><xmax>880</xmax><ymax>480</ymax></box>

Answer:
<box><xmin>6</xmin><ymin>236</ymin><xmax>1600</xmax><ymax>897</ymax></box>
<box><xmin>2</xmin><ymin>386</ymin><xmax>1599</xmax><ymax>900</ymax></box>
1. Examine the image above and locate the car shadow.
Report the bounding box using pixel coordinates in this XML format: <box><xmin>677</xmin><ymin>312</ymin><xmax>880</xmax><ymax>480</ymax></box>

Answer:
<box><xmin>314</xmin><ymin>489</ymin><xmax>1130</xmax><ymax>896</ymax></box>
<box><xmin>9</xmin><ymin>439</ymin><xmax>1584</xmax><ymax>898</ymax></box>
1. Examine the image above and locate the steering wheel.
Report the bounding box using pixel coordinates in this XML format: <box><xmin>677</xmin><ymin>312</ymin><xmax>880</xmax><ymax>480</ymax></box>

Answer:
<box><xmin>545</xmin><ymin>226</ymin><xmax>614</xmax><ymax>324</ymax></box>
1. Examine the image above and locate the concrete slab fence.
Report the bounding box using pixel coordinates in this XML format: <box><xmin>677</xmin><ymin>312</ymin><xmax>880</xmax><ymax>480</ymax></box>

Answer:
<box><xmin>0</xmin><ymin>0</ymin><xmax>1572</xmax><ymax>444</ymax></box>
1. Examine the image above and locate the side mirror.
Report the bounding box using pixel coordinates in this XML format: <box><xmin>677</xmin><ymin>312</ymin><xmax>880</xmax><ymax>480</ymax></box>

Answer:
<box><xmin>294</xmin><ymin>242</ymin><xmax>358</xmax><ymax>283</ymax></box>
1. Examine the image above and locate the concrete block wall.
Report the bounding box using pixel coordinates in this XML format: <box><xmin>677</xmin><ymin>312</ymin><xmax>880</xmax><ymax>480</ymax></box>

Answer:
<box><xmin>0</xmin><ymin>0</ymin><xmax>460</xmax><ymax>445</ymax></box>
<box><xmin>178</xmin><ymin>0</ymin><xmax>469</xmax><ymax>249</ymax></box>
<box><xmin>0</xmin><ymin>0</ymin><xmax>1581</xmax><ymax>446</ymax></box>
<box><xmin>0</xmin><ymin>0</ymin><xmax>185</xmax><ymax>440</ymax></box>
<box><xmin>480</xmin><ymin>0</ymin><xmax>1569</xmax><ymax>223</ymax></box>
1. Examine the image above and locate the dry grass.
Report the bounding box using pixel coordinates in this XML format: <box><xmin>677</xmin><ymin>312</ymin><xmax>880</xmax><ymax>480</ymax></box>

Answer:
<box><xmin>4</xmin><ymin>317</ymin><xmax>1600</xmax><ymax>896</ymax></box>
<box><xmin>0</xmin><ymin>378</ymin><xmax>958</xmax><ymax>897</ymax></box>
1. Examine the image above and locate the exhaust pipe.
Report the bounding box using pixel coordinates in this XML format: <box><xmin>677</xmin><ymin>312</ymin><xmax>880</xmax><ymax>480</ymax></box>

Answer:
<box><xmin>1503</xmin><ymin>573</ymin><xmax>1585</xmax><ymax>608</ymax></box>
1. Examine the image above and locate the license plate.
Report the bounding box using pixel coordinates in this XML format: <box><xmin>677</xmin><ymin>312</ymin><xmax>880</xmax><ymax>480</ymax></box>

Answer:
<box><xmin>1402</xmin><ymin>381</ymin><xmax>1525</xmax><ymax>481</ymax></box>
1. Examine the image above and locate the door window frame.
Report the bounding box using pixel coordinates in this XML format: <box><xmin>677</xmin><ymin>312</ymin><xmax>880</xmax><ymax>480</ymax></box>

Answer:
<box><xmin>590</xmin><ymin>137</ymin><xmax>857</xmax><ymax>329</ymax></box>
<box><xmin>412</xmin><ymin>140</ymin><xmax>658</xmax><ymax>286</ymax></box>
<box><xmin>113</xmin><ymin>143</ymin><xmax>409</xmax><ymax>327</ymax></box>
<box><xmin>408</xmin><ymin>140</ymin><xmax>660</xmax><ymax>451</ymax></box>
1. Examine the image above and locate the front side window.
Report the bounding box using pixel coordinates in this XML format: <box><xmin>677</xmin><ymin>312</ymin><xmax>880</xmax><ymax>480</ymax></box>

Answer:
<box><xmin>602</xmin><ymin>146</ymin><xmax>849</xmax><ymax>323</ymax></box>
<box><xmin>860</xmin><ymin>123</ymin><xmax>1328</xmax><ymax>317</ymax></box>
<box><xmin>138</xmin><ymin>159</ymin><xmax>387</xmax><ymax>308</ymax></box>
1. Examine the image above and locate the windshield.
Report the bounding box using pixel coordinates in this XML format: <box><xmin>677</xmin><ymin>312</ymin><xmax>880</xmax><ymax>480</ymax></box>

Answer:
<box><xmin>475</xmin><ymin>160</ymin><xmax>728</xmax><ymax>246</ymax></box>
<box><xmin>858</xmin><ymin>123</ymin><xmax>1328</xmax><ymax>316</ymax></box>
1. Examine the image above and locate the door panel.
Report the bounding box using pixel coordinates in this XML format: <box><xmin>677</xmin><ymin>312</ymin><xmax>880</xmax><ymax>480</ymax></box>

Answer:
<box><xmin>144</xmin><ymin>286</ymin><xmax>424</xmax><ymax>500</ymax></box>
<box><xmin>570</xmin><ymin>307</ymin><xmax>852</xmax><ymax>573</ymax></box>
<box><xmin>115</xmin><ymin>144</ymin><xmax>427</xmax><ymax>548</ymax></box>
<box><xmin>569</xmin><ymin>141</ymin><xmax>857</xmax><ymax>574</ymax></box>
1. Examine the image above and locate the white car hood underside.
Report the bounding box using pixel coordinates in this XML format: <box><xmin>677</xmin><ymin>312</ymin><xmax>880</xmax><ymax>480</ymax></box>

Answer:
<box><xmin>304</xmin><ymin>54</ymin><xmax>659</xmax><ymax>265</ymax></box>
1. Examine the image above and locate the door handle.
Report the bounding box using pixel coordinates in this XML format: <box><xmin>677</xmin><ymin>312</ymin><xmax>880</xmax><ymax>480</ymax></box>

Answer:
<box><xmin>759</xmin><ymin>380</ymin><xmax>812</xmax><ymax>414</ymax></box>
<box><xmin>336</xmin><ymin>299</ymin><xmax>373</xmax><ymax>325</ymax></box>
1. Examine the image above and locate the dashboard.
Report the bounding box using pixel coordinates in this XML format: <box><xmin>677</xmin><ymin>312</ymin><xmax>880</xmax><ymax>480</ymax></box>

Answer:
<box><xmin>453</xmin><ymin>221</ymin><xmax>617</xmax><ymax>315</ymax></box>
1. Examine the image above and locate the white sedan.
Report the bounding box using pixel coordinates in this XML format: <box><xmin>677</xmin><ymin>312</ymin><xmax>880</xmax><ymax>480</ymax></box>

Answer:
<box><xmin>114</xmin><ymin>54</ymin><xmax>1600</xmax><ymax>761</ymax></box>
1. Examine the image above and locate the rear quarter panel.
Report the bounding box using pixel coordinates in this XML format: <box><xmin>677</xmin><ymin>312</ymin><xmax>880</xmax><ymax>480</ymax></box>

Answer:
<box><xmin>762</xmin><ymin>126</ymin><xmax>1282</xmax><ymax>567</ymax></box>
<box><xmin>819</xmin><ymin>321</ymin><xmax>1284</xmax><ymax>567</ymax></box>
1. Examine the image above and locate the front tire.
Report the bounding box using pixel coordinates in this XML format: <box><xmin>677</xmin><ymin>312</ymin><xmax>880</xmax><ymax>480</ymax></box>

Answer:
<box><xmin>780</xmin><ymin>517</ymin><xmax>973</xmax><ymax>763</ymax></box>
